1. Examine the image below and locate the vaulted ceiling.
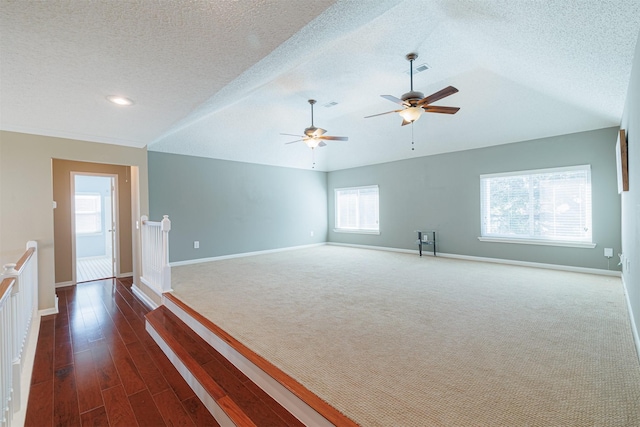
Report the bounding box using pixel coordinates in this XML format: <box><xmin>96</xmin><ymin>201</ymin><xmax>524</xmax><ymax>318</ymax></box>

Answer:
<box><xmin>1</xmin><ymin>1</ymin><xmax>639</xmax><ymax>171</ymax></box>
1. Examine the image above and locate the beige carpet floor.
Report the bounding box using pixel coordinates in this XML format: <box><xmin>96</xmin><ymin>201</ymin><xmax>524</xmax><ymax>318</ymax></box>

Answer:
<box><xmin>171</xmin><ymin>245</ymin><xmax>640</xmax><ymax>426</ymax></box>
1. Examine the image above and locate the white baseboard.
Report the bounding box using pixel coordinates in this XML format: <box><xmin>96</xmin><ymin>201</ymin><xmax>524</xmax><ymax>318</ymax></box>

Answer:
<box><xmin>55</xmin><ymin>280</ymin><xmax>74</xmax><ymax>288</ymax></box>
<box><xmin>327</xmin><ymin>242</ymin><xmax>621</xmax><ymax>277</ymax></box>
<box><xmin>621</xmin><ymin>275</ymin><xmax>640</xmax><ymax>363</ymax></box>
<box><xmin>439</xmin><ymin>252</ymin><xmax>621</xmax><ymax>277</ymax></box>
<box><xmin>328</xmin><ymin>242</ymin><xmax>416</xmax><ymax>255</ymax></box>
<box><xmin>132</xmin><ymin>284</ymin><xmax>159</xmax><ymax>310</ymax></box>
<box><xmin>118</xmin><ymin>272</ymin><xmax>133</xmax><ymax>279</ymax></box>
<box><xmin>140</xmin><ymin>277</ymin><xmax>163</xmax><ymax>297</ymax></box>
<box><xmin>170</xmin><ymin>243</ymin><xmax>326</xmax><ymax>267</ymax></box>
<box><xmin>172</xmin><ymin>241</ymin><xmax>618</xmax><ymax>277</ymax></box>
<box><xmin>38</xmin><ymin>296</ymin><xmax>59</xmax><ymax>316</ymax></box>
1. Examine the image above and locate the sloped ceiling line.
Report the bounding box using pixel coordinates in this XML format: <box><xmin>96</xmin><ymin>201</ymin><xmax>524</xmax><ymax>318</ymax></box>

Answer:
<box><xmin>1</xmin><ymin>0</ymin><xmax>639</xmax><ymax>171</ymax></box>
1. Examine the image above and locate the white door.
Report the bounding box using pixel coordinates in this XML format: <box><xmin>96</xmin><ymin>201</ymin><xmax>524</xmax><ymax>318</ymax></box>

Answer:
<box><xmin>72</xmin><ymin>173</ymin><xmax>118</xmax><ymax>283</ymax></box>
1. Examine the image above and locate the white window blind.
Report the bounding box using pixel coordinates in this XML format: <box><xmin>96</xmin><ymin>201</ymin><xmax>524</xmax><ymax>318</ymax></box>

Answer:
<box><xmin>480</xmin><ymin>165</ymin><xmax>592</xmax><ymax>243</ymax></box>
<box><xmin>335</xmin><ymin>185</ymin><xmax>379</xmax><ymax>233</ymax></box>
<box><xmin>75</xmin><ymin>194</ymin><xmax>102</xmax><ymax>234</ymax></box>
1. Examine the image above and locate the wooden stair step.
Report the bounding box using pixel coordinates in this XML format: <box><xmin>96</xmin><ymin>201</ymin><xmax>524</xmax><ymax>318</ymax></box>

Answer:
<box><xmin>146</xmin><ymin>305</ymin><xmax>305</xmax><ymax>427</ymax></box>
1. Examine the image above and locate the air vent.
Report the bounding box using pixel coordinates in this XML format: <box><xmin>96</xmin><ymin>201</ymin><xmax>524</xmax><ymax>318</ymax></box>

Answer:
<box><xmin>405</xmin><ymin>63</ymin><xmax>430</xmax><ymax>74</ymax></box>
<box><xmin>324</xmin><ymin>101</ymin><xmax>338</xmax><ymax>108</ymax></box>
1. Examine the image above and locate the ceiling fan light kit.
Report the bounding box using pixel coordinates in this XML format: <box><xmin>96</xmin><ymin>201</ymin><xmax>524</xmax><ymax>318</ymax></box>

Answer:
<box><xmin>305</xmin><ymin>138</ymin><xmax>321</xmax><ymax>149</ymax></box>
<box><xmin>398</xmin><ymin>106</ymin><xmax>423</xmax><ymax>124</ymax></box>
<box><xmin>283</xmin><ymin>52</ymin><xmax>459</xmax><ymax>166</ymax></box>
<box><xmin>365</xmin><ymin>52</ymin><xmax>460</xmax><ymax>126</ymax></box>
<box><xmin>282</xmin><ymin>99</ymin><xmax>348</xmax><ymax>150</ymax></box>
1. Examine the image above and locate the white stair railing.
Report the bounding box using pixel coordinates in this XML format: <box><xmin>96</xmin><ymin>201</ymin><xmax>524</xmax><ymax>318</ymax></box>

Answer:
<box><xmin>140</xmin><ymin>215</ymin><xmax>172</xmax><ymax>295</ymax></box>
<box><xmin>0</xmin><ymin>241</ymin><xmax>38</xmax><ymax>427</ymax></box>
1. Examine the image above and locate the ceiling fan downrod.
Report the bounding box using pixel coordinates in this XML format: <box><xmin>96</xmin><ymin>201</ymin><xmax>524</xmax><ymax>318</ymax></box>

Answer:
<box><xmin>309</xmin><ymin>99</ymin><xmax>316</xmax><ymax>127</ymax></box>
<box><xmin>406</xmin><ymin>53</ymin><xmax>418</xmax><ymax>92</ymax></box>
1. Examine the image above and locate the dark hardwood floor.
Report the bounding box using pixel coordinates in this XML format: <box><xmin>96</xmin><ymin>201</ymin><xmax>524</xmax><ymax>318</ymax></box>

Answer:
<box><xmin>25</xmin><ymin>277</ymin><xmax>220</xmax><ymax>427</ymax></box>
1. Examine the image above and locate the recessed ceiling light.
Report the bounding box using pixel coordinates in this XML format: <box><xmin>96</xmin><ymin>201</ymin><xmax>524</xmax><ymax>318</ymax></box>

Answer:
<box><xmin>106</xmin><ymin>95</ymin><xmax>134</xmax><ymax>106</ymax></box>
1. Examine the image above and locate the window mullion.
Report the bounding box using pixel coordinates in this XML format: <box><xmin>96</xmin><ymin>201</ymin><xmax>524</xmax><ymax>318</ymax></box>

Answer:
<box><xmin>355</xmin><ymin>189</ymin><xmax>361</xmax><ymax>229</ymax></box>
<box><xmin>334</xmin><ymin>186</ymin><xmax>379</xmax><ymax>233</ymax></box>
<box><xmin>480</xmin><ymin>165</ymin><xmax>591</xmax><ymax>244</ymax></box>
<box><xmin>528</xmin><ymin>176</ymin><xmax>535</xmax><ymax>238</ymax></box>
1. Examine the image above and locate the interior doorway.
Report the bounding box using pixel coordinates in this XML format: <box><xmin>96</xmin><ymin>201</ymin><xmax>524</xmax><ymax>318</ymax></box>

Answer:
<box><xmin>71</xmin><ymin>173</ymin><xmax>119</xmax><ymax>283</ymax></box>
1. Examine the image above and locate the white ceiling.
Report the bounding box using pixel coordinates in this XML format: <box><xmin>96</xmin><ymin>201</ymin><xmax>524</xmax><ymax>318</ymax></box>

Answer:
<box><xmin>1</xmin><ymin>0</ymin><xmax>639</xmax><ymax>171</ymax></box>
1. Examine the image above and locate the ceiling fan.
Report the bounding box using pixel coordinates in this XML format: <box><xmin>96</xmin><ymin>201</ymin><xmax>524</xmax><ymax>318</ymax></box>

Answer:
<box><xmin>365</xmin><ymin>53</ymin><xmax>460</xmax><ymax>126</ymax></box>
<box><xmin>281</xmin><ymin>99</ymin><xmax>348</xmax><ymax>149</ymax></box>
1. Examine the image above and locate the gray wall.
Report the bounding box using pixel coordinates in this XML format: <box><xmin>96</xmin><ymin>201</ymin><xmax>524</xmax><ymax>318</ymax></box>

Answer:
<box><xmin>328</xmin><ymin>127</ymin><xmax>621</xmax><ymax>271</ymax></box>
<box><xmin>620</xmin><ymin>32</ymin><xmax>640</xmax><ymax>348</ymax></box>
<box><xmin>148</xmin><ymin>152</ymin><xmax>328</xmax><ymax>262</ymax></box>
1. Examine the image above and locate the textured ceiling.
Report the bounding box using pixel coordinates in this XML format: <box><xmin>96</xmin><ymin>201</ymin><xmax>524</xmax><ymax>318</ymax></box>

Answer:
<box><xmin>1</xmin><ymin>0</ymin><xmax>639</xmax><ymax>171</ymax></box>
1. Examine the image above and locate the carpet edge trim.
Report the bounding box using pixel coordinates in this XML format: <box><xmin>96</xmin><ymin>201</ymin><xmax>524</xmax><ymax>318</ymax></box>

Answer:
<box><xmin>169</xmin><ymin>243</ymin><xmax>327</xmax><ymax>267</ymax></box>
<box><xmin>327</xmin><ymin>242</ymin><xmax>621</xmax><ymax>277</ymax></box>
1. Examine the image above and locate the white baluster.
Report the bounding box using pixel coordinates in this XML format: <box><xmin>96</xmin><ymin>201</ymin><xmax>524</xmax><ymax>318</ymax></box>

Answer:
<box><xmin>140</xmin><ymin>216</ymin><xmax>171</xmax><ymax>296</ymax></box>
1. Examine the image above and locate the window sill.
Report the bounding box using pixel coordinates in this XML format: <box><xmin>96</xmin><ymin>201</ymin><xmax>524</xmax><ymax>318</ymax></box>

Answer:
<box><xmin>477</xmin><ymin>237</ymin><xmax>596</xmax><ymax>248</ymax></box>
<box><xmin>334</xmin><ymin>229</ymin><xmax>380</xmax><ymax>235</ymax></box>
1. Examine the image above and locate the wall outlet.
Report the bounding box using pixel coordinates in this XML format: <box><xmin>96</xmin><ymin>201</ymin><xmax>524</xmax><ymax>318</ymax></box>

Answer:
<box><xmin>194</xmin><ymin>241</ymin><xmax>199</xmax><ymax>249</ymax></box>
<box><xmin>604</xmin><ymin>248</ymin><xmax>613</xmax><ymax>258</ymax></box>
<box><xmin>310</xmin><ymin>231</ymin><xmax>314</xmax><ymax>237</ymax></box>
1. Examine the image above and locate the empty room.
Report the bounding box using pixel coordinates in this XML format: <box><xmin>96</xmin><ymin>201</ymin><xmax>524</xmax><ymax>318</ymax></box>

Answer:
<box><xmin>1</xmin><ymin>1</ymin><xmax>640</xmax><ymax>426</ymax></box>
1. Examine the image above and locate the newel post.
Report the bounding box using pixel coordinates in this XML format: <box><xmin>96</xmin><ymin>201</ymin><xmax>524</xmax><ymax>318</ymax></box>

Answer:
<box><xmin>161</xmin><ymin>215</ymin><xmax>172</xmax><ymax>293</ymax></box>
<box><xmin>140</xmin><ymin>216</ymin><xmax>148</xmax><ymax>280</ymax></box>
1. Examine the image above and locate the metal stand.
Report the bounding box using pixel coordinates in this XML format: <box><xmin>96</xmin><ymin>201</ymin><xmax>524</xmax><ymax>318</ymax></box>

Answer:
<box><xmin>416</xmin><ymin>230</ymin><xmax>436</xmax><ymax>256</ymax></box>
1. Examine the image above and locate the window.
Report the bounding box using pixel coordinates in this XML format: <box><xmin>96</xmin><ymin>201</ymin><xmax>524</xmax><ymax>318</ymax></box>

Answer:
<box><xmin>75</xmin><ymin>193</ymin><xmax>102</xmax><ymax>234</ymax></box>
<box><xmin>335</xmin><ymin>185</ymin><xmax>379</xmax><ymax>234</ymax></box>
<box><xmin>480</xmin><ymin>165</ymin><xmax>593</xmax><ymax>247</ymax></box>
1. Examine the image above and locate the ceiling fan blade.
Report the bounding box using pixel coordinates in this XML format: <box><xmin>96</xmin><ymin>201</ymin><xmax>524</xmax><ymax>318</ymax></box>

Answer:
<box><xmin>364</xmin><ymin>109</ymin><xmax>403</xmax><ymax>119</ymax></box>
<box><xmin>318</xmin><ymin>141</ymin><xmax>327</xmax><ymax>147</ymax></box>
<box><xmin>423</xmin><ymin>105</ymin><xmax>460</xmax><ymax>114</ymax></box>
<box><xmin>281</xmin><ymin>133</ymin><xmax>305</xmax><ymax>137</ymax></box>
<box><xmin>318</xmin><ymin>136</ymin><xmax>348</xmax><ymax>141</ymax></box>
<box><xmin>312</xmin><ymin>128</ymin><xmax>327</xmax><ymax>137</ymax></box>
<box><xmin>285</xmin><ymin>139</ymin><xmax>304</xmax><ymax>144</ymax></box>
<box><xmin>381</xmin><ymin>95</ymin><xmax>410</xmax><ymax>106</ymax></box>
<box><xmin>401</xmin><ymin>119</ymin><xmax>412</xmax><ymax>126</ymax></box>
<box><xmin>418</xmin><ymin>86</ymin><xmax>459</xmax><ymax>106</ymax></box>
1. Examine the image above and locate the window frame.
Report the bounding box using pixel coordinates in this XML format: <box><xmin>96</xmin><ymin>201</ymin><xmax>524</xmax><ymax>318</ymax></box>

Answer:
<box><xmin>334</xmin><ymin>185</ymin><xmax>380</xmax><ymax>235</ymax></box>
<box><xmin>75</xmin><ymin>192</ymin><xmax>103</xmax><ymax>235</ymax></box>
<box><xmin>478</xmin><ymin>165</ymin><xmax>595</xmax><ymax>248</ymax></box>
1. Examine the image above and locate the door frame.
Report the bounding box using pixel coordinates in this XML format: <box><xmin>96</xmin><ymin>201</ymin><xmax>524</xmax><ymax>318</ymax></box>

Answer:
<box><xmin>70</xmin><ymin>171</ymin><xmax>120</xmax><ymax>284</ymax></box>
